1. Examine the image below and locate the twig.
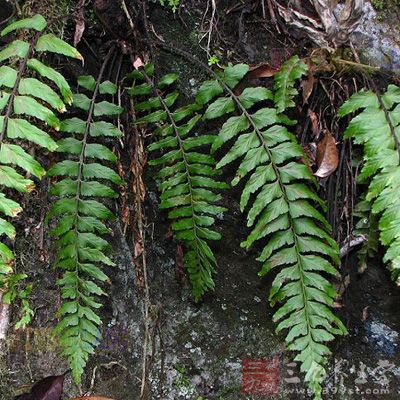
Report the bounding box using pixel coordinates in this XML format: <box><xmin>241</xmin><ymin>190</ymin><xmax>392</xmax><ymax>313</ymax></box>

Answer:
<box><xmin>14</xmin><ymin>0</ymin><xmax>21</xmax><ymax>16</ymax></box>
<box><xmin>127</xmin><ymin>73</ymin><xmax>152</xmax><ymax>400</ymax></box>
<box><xmin>121</xmin><ymin>0</ymin><xmax>135</xmax><ymax>31</ymax></box>
<box><xmin>339</xmin><ymin>235</ymin><xmax>366</xmax><ymax>258</ymax></box>
<box><xmin>267</xmin><ymin>0</ymin><xmax>280</xmax><ymax>33</ymax></box>
<box><xmin>206</xmin><ymin>0</ymin><xmax>217</xmax><ymax>58</ymax></box>
<box><xmin>199</xmin><ymin>0</ymin><xmax>218</xmax><ymax>58</ymax></box>
<box><xmin>87</xmin><ymin>361</ymin><xmax>128</xmax><ymax>395</ymax></box>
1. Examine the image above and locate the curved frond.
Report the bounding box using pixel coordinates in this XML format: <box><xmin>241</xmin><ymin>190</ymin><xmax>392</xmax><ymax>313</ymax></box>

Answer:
<box><xmin>198</xmin><ymin>58</ymin><xmax>346</xmax><ymax>398</ymax></box>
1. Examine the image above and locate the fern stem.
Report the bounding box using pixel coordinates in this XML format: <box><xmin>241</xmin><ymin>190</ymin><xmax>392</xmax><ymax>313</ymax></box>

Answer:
<box><xmin>72</xmin><ymin>46</ymin><xmax>115</xmax><ymax>298</ymax></box>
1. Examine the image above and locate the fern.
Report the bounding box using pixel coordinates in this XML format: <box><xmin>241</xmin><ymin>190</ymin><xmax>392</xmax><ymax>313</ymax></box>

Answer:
<box><xmin>198</xmin><ymin>57</ymin><xmax>346</xmax><ymax>398</ymax></box>
<box><xmin>339</xmin><ymin>84</ymin><xmax>400</xmax><ymax>284</ymax></box>
<box><xmin>129</xmin><ymin>65</ymin><xmax>228</xmax><ymax>301</ymax></box>
<box><xmin>274</xmin><ymin>55</ymin><xmax>308</xmax><ymax>113</ymax></box>
<box><xmin>0</xmin><ymin>15</ymin><xmax>81</xmax><ymax>317</ymax></box>
<box><xmin>159</xmin><ymin>0</ymin><xmax>180</xmax><ymax>12</ymax></box>
<box><xmin>47</xmin><ymin>63</ymin><xmax>123</xmax><ymax>383</ymax></box>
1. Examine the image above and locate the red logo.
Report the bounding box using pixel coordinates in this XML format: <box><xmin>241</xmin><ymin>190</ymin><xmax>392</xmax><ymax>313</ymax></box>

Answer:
<box><xmin>241</xmin><ymin>357</ymin><xmax>280</xmax><ymax>395</ymax></box>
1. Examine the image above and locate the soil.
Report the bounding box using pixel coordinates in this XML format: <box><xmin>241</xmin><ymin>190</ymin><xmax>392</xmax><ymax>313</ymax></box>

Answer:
<box><xmin>1</xmin><ymin>1</ymin><xmax>400</xmax><ymax>400</ymax></box>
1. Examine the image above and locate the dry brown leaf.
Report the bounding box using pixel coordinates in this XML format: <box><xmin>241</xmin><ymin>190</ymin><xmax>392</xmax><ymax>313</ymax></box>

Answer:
<box><xmin>314</xmin><ymin>131</ymin><xmax>339</xmax><ymax>178</ymax></box>
<box><xmin>248</xmin><ymin>63</ymin><xmax>278</xmax><ymax>78</ymax></box>
<box><xmin>73</xmin><ymin>0</ymin><xmax>86</xmax><ymax>47</ymax></box>
<box><xmin>14</xmin><ymin>374</ymin><xmax>66</xmax><ymax>400</ymax></box>
<box><xmin>307</xmin><ymin>109</ymin><xmax>320</xmax><ymax>137</ymax></box>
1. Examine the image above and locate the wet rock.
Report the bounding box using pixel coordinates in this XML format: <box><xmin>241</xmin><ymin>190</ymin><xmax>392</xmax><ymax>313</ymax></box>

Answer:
<box><xmin>366</xmin><ymin>320</ymin><xmax>399</xmax><ymax>356</ymax></box>
<box><xmin>350</xmin><ymin>2</ymin><xmax>400</xmax><ymax>71</ymax></box>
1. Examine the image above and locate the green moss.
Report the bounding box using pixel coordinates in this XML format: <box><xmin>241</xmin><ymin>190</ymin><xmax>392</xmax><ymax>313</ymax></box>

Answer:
<box><xmin>372</xmin><ymin>0</ymin><xmax>385</xmax><ymax>10</ymax></box>
<box><xmin>371</xmin><ymin>0</ymin><xmax>400</xmax><ymax>11</ymax></box>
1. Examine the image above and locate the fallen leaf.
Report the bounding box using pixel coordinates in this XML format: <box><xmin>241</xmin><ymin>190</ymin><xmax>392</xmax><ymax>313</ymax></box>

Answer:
<box><xmin>248</xmin><ymin>63</ymin><xmax>278</xmax><ymax>79</ymax></box>
<box><xmin>307</xmin><ymin>109</ymin><xmax>320</xmax><ymax>137</ymax></box>
<box><xmin>73</xmin><ymin>0</ymin><xmax>86</xmax><ymax>46</ymax></box>
<box><xmin>314</xmin><ymin>131</ymin><xmax>339</xmax><ymax>178</ymax></box>
<box><xmin>14</xmin><ymin>374</ymin><xmax>66</xmax><ymax>400</ymax></box>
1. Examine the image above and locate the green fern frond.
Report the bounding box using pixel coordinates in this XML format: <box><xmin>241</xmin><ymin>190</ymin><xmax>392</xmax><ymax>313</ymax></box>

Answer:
<box><xmin>129</xmin><ymin>65</ymin><xmax>228</xmax><ymax>301</ymax></box>
<box><xmin>0</xmin><ymin>15</ymin><xmax>81</xmax><ymax>312</ymax></box>
<box><xmin>47</xmin><ymin>65</ymin><xmax>122</xmax><ymax>383</ymax></box>
<box><xmin>198</xmin><ymin>59</ymin><xmax>346</xmax><ymax>398</ymax></box>
<box><xmin>274</xmin><ymin>55</ymin><xmax>308</xmax><ymax>113</ymax></box>
<box><xmin>339</xmin><ymin>84</ymin><xmax>400</xmax><ymax>284</ymax></box>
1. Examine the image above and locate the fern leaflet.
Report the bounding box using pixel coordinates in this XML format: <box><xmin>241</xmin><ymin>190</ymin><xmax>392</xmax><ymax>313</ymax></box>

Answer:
<box><xmin>129</xmin><ymin>65</ymin><xmax>228</xmax><ymax>301</ymax></box>
<box><xmin>198</xmin><ymin>58</ymin><xmax>346</xmax><ymax>398</ymax></box>
<box><xmin>0</xmin><ymin>14</ymin><xmax>80</xmax><ymax>324</ymax></box>
<box><xmin>274</xmin><ymin>55</ymin><xmax>308</xmax><ymax>113</ymax></box>
<box><xmin>339</xmin><ymin>84</ymin><xmax>400</xmax><ymax>284</ymax></box>
<box><xmin>47</xmin><ymin>51</ymin><xmax>123</xmax><ymax>383</ymax></box>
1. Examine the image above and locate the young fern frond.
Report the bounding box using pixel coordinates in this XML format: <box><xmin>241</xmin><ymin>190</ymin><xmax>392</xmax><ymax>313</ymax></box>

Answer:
<box><xmin>198</xmin><ymin>58</ymin><xmax>346</xmax><ymax>398</ymax></box>
<box><xmin>274</xmin><ymin>55</ymin><xmax>308</xmax><ymax>113</ymax></box>
<box><xmin>129</xmin><ymin>65</ymin><xmax>228</xmax><ymax>301</ymax></box>
<box><xmin>339</xmin><ymin>85</ymin><xmax>400</xmax><ymax>284</ymax></box>
<box><xmin>0</xmin><ymin>15</ymin><xmax>80</xmax><ymax>312</ymax></box>
<box><xmin>47</xmin><ymin>52</ymin><xmax>123</xmax><ymax>383</ymax></box>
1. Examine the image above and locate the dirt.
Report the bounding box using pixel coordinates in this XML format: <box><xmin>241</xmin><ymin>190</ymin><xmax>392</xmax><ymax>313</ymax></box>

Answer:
<box><xmin>2</xmin><ymin>1</ymin><xmax>400</xmax><ymax>400</ymax></box>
